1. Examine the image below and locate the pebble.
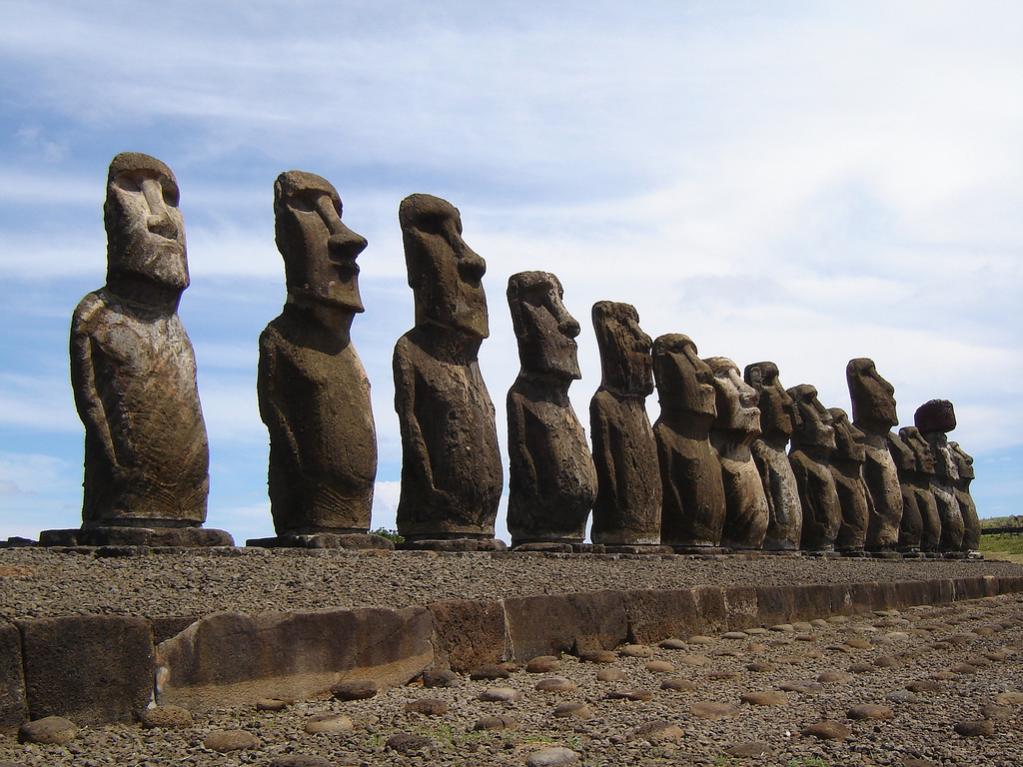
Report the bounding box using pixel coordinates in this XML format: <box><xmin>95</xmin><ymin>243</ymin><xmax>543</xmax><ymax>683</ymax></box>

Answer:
<box><xmin>874</xmin><ymin>654</ymin><xmax>900</xmax><ymax>667</ymax></box>
<box><xmin>628</xmin><ymin>720</ymin><xmax>684</xmax><ymax>742</ymax></box>
<box><xmin>770</xmin><ymin>623</ymin><xmax>795</xmax><ymax>632</ymax></box>
<box><xmin>203</xmin><ymin>729</ymin><xmax>260</xmax><ymax>752</ymax></box>
<box><xmin>950</xmin><ymin>663</ymin><xmax>977</xmax><ymax>674</ymax></box>
<box><xmin>421</xmin><ymin>668</ymin><xmax>460</xmax><ymax>687</ymax></box>
<box><xmin>404</xmin><ymin>697</ymin><xmax>448</xmax><ymax>715</ymax></box>
<box><xmin>659</xmin><ymin>637</ymin><xmax>687</xmax><ymax>649</ymax></box>
<box><xmin>722</xmin><ymin>631</ymin><xmax>748</xmax><ymax>639</ymax></box>
<box><xmin>954</xmin><ymin>720</ymin><xmax>995</xmax><ymax>737</ymax></box>
<box><xmin>777</xmin><ymin>679</ymin><xmax>823</xmax><ymax>694</ymax></box>
<box><xmin>535</xmin><ymin>676</ymin><xmax>577</xmax><ymax>693</ymax></box>
<box><xmin>479</xmin><ymin>686</ymin><xmax>523</xmax><ymax>702</ymax></box>
<box><xmin>526</xmin><ymin>746</ymin><xmax>580</xmax><ymax>766</ymax></box>
<box><xmin>661</xmin><ymin>677</ymin><xmax>698</xmax><ymax>691</ymax></box>
<box><xmin>849</xmin><ymin>662</ymin><xmax>874</xmax><ymax>674</ymax></box>
<box><xmin>385</xmin><ymin>733</ymin><xmax>432</xmax><ymax>753</ymax></box>
<box><xmin>690</xmin><ymin>702</ymin><xmax>740</xmax><ymax>719</ymax></box>
<box><xmin>740</xmin><ymin>691</ymin><xmax>788</xmax><ymax>706</ymax></box>
<box><xmin>579</xmin><ymin>650</ymin><xmax>617</xmax><ymax>664</ymax></box>
<box><xmin>746</xmin><ymin>661</ymin><xmax>776</xmax><ymax>672</ymax></box>
<box><xmin>470</xmin><ymin>663</ymin><xmax>510</xmax><ymax>680</ymax></box>
<box><xmin>552</xmin><ymin>702</ymin><xmax>593</xmax><ymax>719</ymax></box>
<box><xmin>845</xmin><ymin>638</ymin><xmax>873</xmax><ymax>650</ymax></box>
<box><xmin>688</xmin><ymin>635</ymin><xmax>715</xmax><ymax>644</ymax></box>
<box><xmin>526</xmin><ymin>655</ymin><xmax>560</xmax><ymax>673</ymax></box>
<box><xmin>724</xmin><ymin>741</ymin><xmax>776</xmax><ymax>757</ymax></box>
<box><xmin>802</xmin><ymin>720</ymin><xmax>851</xmax><ymax>740</ymax></box>
<box><xmin>619</xmin><ymin>643</ymin><xmax>653</xmax><ymax>657</ymax></box>
<box><xmin>304</xmin><ymin>713</ymin><xmax>354</xmax><ymax>734</ymax></box>
<box><xmin>140</xmin><ymin>705</ymin><xmax>193</xmax><ymax>729</ymax></box>
<box><xmin>256</xmin><ymin>697</ymin><xmax>289</xmax><ymax>711</ymax></box>
<box><xmin>679</xmin><ymin>653</ymin><xmax>710</xmax><ymax>667</ymax></box>
<box><xmin>906</xmin><ymin>679</ymin><xmax>942</xmax><ymax>693</ymax></box>
<box><xmin>645</xmin><ymin>660</ymin><xmax>674</xmax><ymax>673</ymax></box>
<box><xmin>981</xmin><ymin>703</ymin><xmax>1012</xmax><ymax>721</ymax></box>
<box><xmin>847</xmin><ymin>703</ymin><xmax>894</xmax><ymax>720</ymax></box>
<box><xmin>596</xmin><ymin>668</ymin><xmax>627</xmax><ymax>682</ymax></box>
<box><xmin>994</xmin><ymin>691</ymin><xmax>1023</xmax><ymax>705</ymax></box>
<box><xmin>17</xmin><ymin>716</ymin><xmax>78</xmax><ymax>745</ymax></box>
<box><xmin>474</xmin><ymin>714</ymin><xmax>519</xmax><ymax>730</ymax></box>
<box><xmin>818</xmin><ymin>670</ymin><xmax>854</xmax><ymax>683</ymax></box>
<box><xmin>886</xmin><ymin>690</ymin><xmax>919</xmax><ymax>704</ymax></box>
<box><xmin>331</xmin><ymin>679</ymin><xmax>378</xmax><ymax>700</ymax></box>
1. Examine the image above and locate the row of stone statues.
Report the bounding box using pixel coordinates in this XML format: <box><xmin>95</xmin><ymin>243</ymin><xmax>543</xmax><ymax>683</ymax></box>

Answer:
<box><xmin>40</xmin><ymin>153</ymin><xmax>980</xmax><ymax>554</ymax></box>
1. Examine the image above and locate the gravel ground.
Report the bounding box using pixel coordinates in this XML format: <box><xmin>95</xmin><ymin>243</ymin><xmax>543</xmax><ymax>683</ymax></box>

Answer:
<box><xmin>3</xmin><ymin>591</ymin><xmax>1023</xmax><ymax>766</ymax></box>
<box><xmin>1</xmin><ymin>548</ymin><xmax>1021</xmax><ymax>621</ymax></box>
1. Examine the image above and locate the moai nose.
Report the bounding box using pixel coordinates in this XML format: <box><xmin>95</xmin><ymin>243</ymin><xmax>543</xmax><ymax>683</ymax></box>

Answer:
<box><xmin>141</xmin><ymin>178</ymin><xmax>178</xmax><ymax>239</ymax></box>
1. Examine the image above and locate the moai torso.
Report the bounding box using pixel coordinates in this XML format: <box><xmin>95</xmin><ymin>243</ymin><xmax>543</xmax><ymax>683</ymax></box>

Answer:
<box><xmin>506</xmin><ymin>272</ymin><xmax>596</xmax><ymax>545</ymax></box>
<box><xmin>847</xmin><ymin>358</ymin><xmax>903</xmax><ymax>549</ymax></box>
<box><xmin>829</xmin><ymin>408</ymin><xmax>870</xmax><ymax>551</ymax></box>
<box><xmin>915</xmin><ymin>400</ymin><xmax>965</xmax><ymax>552</ymax></box>
<box><xmin>393</xmin><ymin>194</ymin><xmax>502</xmax><ymax>540</ymax></box>
<box><xmin>787</xmin><ymin>385</ymin><xmax>841</xmax><ymax>551</ymax></box>
<box><xmin>652</xmin><ymin>335</ymin><xmax>725</xmax><ymax>547</ymax></box>
<box><xmin>589</xmin><ymin>302</ymin><xmax>661</xmax><ymax>545</ymax></box>
<box><xmin>950</xmin><ymin>442</ymin><xmax>980</xmax><ymax>551</ymax></box>
<box><xmin>893</xmin><ymin>427</ymin><xmax>942</xmax><ymax>551</ymax></box>
<box><xmin>706</xmin><ymin>357</ymin><xmax>768</xmax><ymax>550</ymax></box>
<box><xmin>744</xmin><ymin>362</ymin><xmax>802</xmax><ymax>550</ymax></box>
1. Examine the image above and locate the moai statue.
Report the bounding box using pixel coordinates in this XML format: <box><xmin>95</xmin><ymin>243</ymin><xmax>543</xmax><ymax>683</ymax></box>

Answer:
<box><xmin>894</xmin><ymin>427</ymin><xmax>943</xmax><ymax>552</ymax></box>
<box><xmin>915</xmin><ymin>400</ymin><xmax>966</xmax><ymax>553</ymax></box>
<box><xmin>743</xmin><ymin>362</ymin><xmax>802</xmax><ymax>550</ymax></box>
<box><xmin>393</xmin><ymin>194</ymin><xmax>503</xmax><ymax>550</ymax></box>
<box><xmin>589</xmin><ymin>302</ymin><xmax>662</xmax><ymax>547</ymax></box>
<box><xmin>506</xmin><ymin>272</ymin><xmax>597</xmax><ymax>548</ymax></box>
<box><xmin>705</xmin><ymin>357</ymin><xmax>768</xmax><ymax>550</ymax></box>
<box><xmin>949</xmin><ymin>442</ymin><xmax>981</xmax><ymax>551</ymax></box>
<box><xmin>787</xmin><ymin>385</ymin><xmax>841</xmax><ymax>551</ymax></box>
<box><xmin>827</xmin><ymin>408</ymin><xmax>871</xmax><ymax>552</ymax></box>
<box><xmin>43</xmin><ymin>152</ymin><xmax>232</xmax><ymax>547</ymax></box>
<box><xmin>652</xmin><ymin>334</ymin><xmax>726</xmax><ymax>549</ymax></box>
<box><xmin>251</xmin><ymin>171</ymin><xmax>384</xmax><ymax>549</ymax></box>
<box><xmin>846</xmin><ymin>358</ymin><xmax>903</xmax><ymax>550</ymax></box>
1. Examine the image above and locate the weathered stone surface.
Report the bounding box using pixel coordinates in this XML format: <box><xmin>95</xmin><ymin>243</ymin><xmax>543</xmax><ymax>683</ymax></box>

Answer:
<box><xmin>743</xmin><ymin>362</ymin><xmax>802</xmax><ymax>550</ymax></box>
<box><xmin>828</xmin><ymin>408</ymin><xmax>870</xmax><ymax>551</ymax></box>
<box><xmin>393</xmin><ymin>193</ymin><xmax>502</xmax><ymax>542</ymax></box>
<box><xmin>552</xmin><ymin>702</ymin><xmax>593</xmax><ymax>718</ymax></box>
<box><xmin>474</xmin><ymin>714</ymin><xmax>519</xmax><ymax>730</ymax></box>
<box><xmin>258</xmin><ymin>170</ymin><xmax>375</xmax><ymax>536</ymax></box>
<box><xmin>156</xmin><ymin>606</ymin><xmax>432</xmax><ymax>709</ymax></box>
<box><xmin>954</xmin><ymin>719</ymin><xmax>995</xmax><ymax>737</ymax></box>
<box><xmin>622</xmin><ymin>588</ymin><xmax>702</xmax><ymax>645</ymax></box>
<box><xmin>331</xmin><ymin>679</ymin><xmax>378</xmax><ymax>700</ymax></box>
<box><xmin>526</xmin><ymin>655</ymin><xmax>561</xmax><ymax>673</ymax></box>
<box><xmin>386</xmin><ymin>733</ymin><xmax>432</xmax><ymax>753</ymax></box>
<box><xmin>469</xmin><ymin>664</ymin><xmax>510</xmax><ymax>680</ymax></box>
<box><xmin>787</xmin><ymin>384</ymin><xmax>841</xmax><ymax>551</ymax></box>
<box><xmin>690</xmin><ymin>701</ymin><xmax>739</xmax><ymax>719</ymax></box>
<box><xmin>724</xmin><ymin>741</ymin><xmax>775</xmax><ymax>757</ymax></box>
<box><xmin>0</xmin><ymin>620</ymin><xmax>26</xmax><ymax>728</ymax></box>
<box><xmin>949</xmin><ymin>442</ymin><xmax>981</xmax><ymax>551</ymax></box>
<box><xmin>57</xmin><ymin>153</ymin><xmax>225</xmax><ymax>544</ymax></box>
<box><xmin>19</xmin><ymin>615</ymin><xmax>154</xmax><ymax>725</ymax></box>
<box><xmin>506</xmin><ymin>272</ymin><xmax>596</xmax><ymax>545</ymax></box>
<box><xmin>17</xmin><ymin>715</ymin><xmax>78</xmax><ymax>745</ymax></box>
<box><xmin>405</xmin><ymin>697</ymin><xmax>448</xmax><ymax>715</ymax></box>
<box><xmin>504</xmin><ymin>591</ymin><xmax>628</xmax><ymax>659</ymax></box>
<box><xmin>535</xmin><ymin>676</ymin><xmax>577</xmax><ymax>693</ymax></box>
<box><xmin>915</xmin><ymin>401</ymin><xmax>966</xmax><ymax>553</ymax></box>
<box><xmin>606</xmin><ymin>687</ymin><xmax>654</xmax><ymax>701</ymax></box>
<box><xmin>479</xmin><ymin>686</ymin><xmax>523</xmax><ymax>702</ymax></box>
<box><xmin>802</xmin><ymin>720</ymin><xmax>851</xmax><ymax>740</ymax></box>
<box><xmin>847</xmin><ymin>358</ymin><xmax>903</xmax><ymax>549</ymax></box>
<box><xmin>590</xmin><ymin>301</ymin><xmax>661</xmax><ymax>544</ymax></box>
<box><xmin>741</xmin><ymin>690</ymin><xmax>788</xmax><ymax>705</ymax></box>
<box><xmin>526</xmin><ymin>746</ymin><xmax>580</xmax><ymax>766</ymax></box>
<box><xmin>204</xmin><ymin>729</ymin><xmax>260</xmax><ymax>752</ymax></box>
<box><xmin>847</xmin><ymin>703</ymin><xmax>893</xmax><ymax>720</ymax></box>
<box><xmin>705</xmin><ymin>357</ymin><xmax>768</xmax><ymax>550</ymax></box>
<box><xmin>428</xmin><ymin>598</ymin><xmax>506</xmax><ymax>672</ymax></box>
<box><xmin>628</xmin><ymin>720</ymin><xmax>684</xmax><ymax>742</ymax></box>
<box><xmin>890</xmin><ymin>428</ymin><xmax>941</xmax><ymax>552</ymax></box>
<box><xmin>653</xmin><ymin>334</ymin><xmax>725</xmax><ymax>547</ymax></box>
<box><xmin>304</xmin><ymin>713</ymin><xmax>353</xmax><ymax>734</ymax></box>
<box><xmin>140</xmin><ymin>705</ymin><xmax>193</xmax><ymax>728</ymax></box>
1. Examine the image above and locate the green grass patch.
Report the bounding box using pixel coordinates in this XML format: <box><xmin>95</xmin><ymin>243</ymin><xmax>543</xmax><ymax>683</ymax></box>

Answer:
<box><xmin>980</xmin><ymin>533</ymin><xmax>1023</xmax><ymax>564</ymax></box>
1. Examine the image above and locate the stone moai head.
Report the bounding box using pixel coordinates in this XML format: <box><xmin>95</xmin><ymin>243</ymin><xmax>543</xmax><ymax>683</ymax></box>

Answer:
<box><xmin>914</xmin><ymin>399</ymin><xmax>957</xmax><ymax>435</ymax></box>
<box><xmin>949</xmin><ymin>442</ymin><xmax>975</xmax><ymax>483</ymax></box>
<box><xmin>788</xmin><ymin>385</ymin><xmax>836</xmax><ymax>451</ymax></box>
<box><xmin>507</xmin><ymin>271</ymin><xmax>581</xmax><ymax>381</ymax></box>
<box><xmin>104</xmin><ymin>152</ymin><xmax>188</xmax><ymax>292</ymax></box>
<box><xmin>400</xmin><ymin>193</ymin><xmax>488</xmax><ymax>339</ymax></box>
<box><xmin>592</xmin><ymin>301</ymin><xmax>653</xmax><ymax>397</ymax></box>
<box><xmin>887</xmin><ymin>429</ymin><xmax>916</xmax><ymax>473</ymax></box>
<box><xmin>899</xmin><ymin>426</ymin><xmax>936</xmax><ymax>476</ymax></box>
<box><xmin>743</xmin><ymin>361</ymin><xmax>794</xmax><ymax>439</ymax></box>
<box><xmin>846</xmin><ymin>358</ymin><xmax>898</xmax><ymax>434</ymax></box>
<box><xmin>652</xmin><ymin>334</ymin><xmax>716</xmax><ymax>417</ymax></box>
<box><xmin>829</xmin><ymin>407</ymin><xmax>865</xmax><ymax>463</ymax></box>
<box><xmin>274</xmin><ymin>170</ymin><xmax>367</xmax><ymax>314</ymax></box>
<box><xmin>705</xmin><ymin>356</ymin><xmax>760</xmax><ymax>437</ymax></box>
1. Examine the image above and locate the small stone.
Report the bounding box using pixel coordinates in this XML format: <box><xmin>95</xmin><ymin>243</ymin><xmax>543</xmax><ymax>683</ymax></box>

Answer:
<box><xmin>818</xmin><ymin>671</ymin><xmax>854</xmax><ymax>683</ymax></box>
<box><xmin>874</xmin><ymin>655</ymin><xmax>900</xmax><ymax>668</ymax></box>
<box><xmin>792</xmin><ymin>621</ymin><xmax>814</xmax><ymax>632</ymax></box>
<box><xmin>748</xmin><ymin>641</ymin><xmax>769</xmax><ymax>653</ymax></box>
<box><xmin>849</xmin><ymin>663</ymin><xmax>874</xmax><ymax>674</ymax></box>
<box><xmin>645</xmin><ymin>660</ymin><xmax>675</xmax><ymax>673</ymax></box>
<box><xmin>741</xmin><ymin>691</ymin><xmax>788</xmax><ymax>706</ymax></box>
<box><xmin>405</xmin><ymin>697</ymin><xmax>448</xmax><ymax>715</ymax></box>
<box><xmin>746</xmin><ymin>662</ymin><xmax>776</xmax><ymax>672</ymax></box>
<box><xmin>386</xmin><ymin>733</ymin><xmax>432</xmax><ymax>753</ymax></box>
<box><xmin>304</xmin><ymin>713</ymin><xmax>354</xmax><ymax>734</ymax></box>
<box><xmin>18</xmin><ymin>716</ymin><xmax>78</xmax><ymax>745</ymax></box>
<box><xmin>474</xmin><ymin>714</ymin><xmax>519</xmax><ymax>730</ymax></box>
<box><xmin>270</xmin><ymin>757</ymin><xmax>332</xmax><ymax>767</ymax></box>
<box><xmin>845</xmin><ymin>638</ymin><xmax>873</xmax><ymax>650</ymax></box>
<box><xmin>688</xmin><ymin>635</ymin><xmax>715</xmax><ymax>644</ymax></box>
<box><xmin>536</xmin><ymin>676</ymin><xmax>577</xmax><ymax>693</ymax></box>
<box><xmin>746</xmin><ymin>627</ymin><xmax>769</xmax><ymax>635</ymax></box>
<box><xmin>985</xmin><ymin>650</ymin><xmax>1011</xmax><ymax>661</ymax></box>
<box><xmin>256</xmin><ymin>698</ymin><xmax>289</xmax><ymax>712</ymax></box>
<box><xmin>479</xmin><ymin>686</ymin><xmax>523</xmax><ymax>702</ymax></box>
<box><xmin>596</xmin><ymin>668</ymin><xmax>628</xmax><ymax>682</ymax></box>
<box><xmin>579</xmin><ymin>650</ymin><xmax>617</xmax><ymax>664</ymax></box>
<box><xmin>811</xmin><ymin>619</ymin><xmax>829</xmax><ymax>628</ymax></box>
<box><xmin>886</xmin><ymin>690</ymin><xmax>919</xmax><ymax>704</ymax></box>
<box><xmin>724</xmin><ymin>741</ymin><xmax>775</xmax><ymax>757</ymax></box>
<box><xmin>995</xmin><ymin>691</ymin><xmax>1023</xmax><ymax>705</ymax></box>
<box><xmin>526</xmin><ymin>746</ymin><xmax>580</xmax><ymax>766</ymax></box>
<box><xmin>619</xmin><ymin>643</ymin><xmax>653</xmax><ymax>658</ymax></box>
<box><xmin>204</xmin><ymin>729</ymin><xmax>260</xmax><ymax>752</ymax></box>
<box><xmin>770</xmin><ymin>623</ymin><xmax>795</xmax><ymax>632</ymax></box>
<box><xmin>795</xmin><ymin>634</ymin><xmax>815</xmax><ymax>642</ymax></box>
<box><xmin>628</xmin><ymin>720</ymin><xmax>684</xmax><ymax>742</ymax></box>
<box><xmin>331</xmin><ymin>679</ymin><xmax>378</xmax><ymax>700</ymax></box>
<box><xmin>421</xmin><ymin>669</ymin><xmax>460</xmax><ymax>687</ymax></box>
<box><xmin>847</xmin><ymin>703</ymin><xmax>893</xmax><ymax>720</ymax></box>
<box><xmin>802</xmin><ymin>720</ymin><xmax>851</xmax><ymax>740</ymax></box>
<box><xmin>470</xmin><ymin>663</ymin><xmax>511</xmax><ymax>680</ymax></box>
<box><xmin>722</xmin><ymin>631</ymin><xmax>748</xmax><ymax>639</ymax></box>
<box><xmin>954</xmin><ymin>720</ymin><xmax>995</xmax><ymax>737</ymax></box>
<box><xmin>690</xmin><ymin>702</ymin><xmax>739</xmax><ymax>719</ymax></box>
<box><xmin>981</xmin><ymin>703</ymin><xmax>1012</xmax><ymax>721</ymax></box>
<box><xmin>140</xmin><ymin>705</ymin><xmax>193</xmax><ymax>729</ymax></box>
<box><xmin>679</xmin><ymin>653</ymin><xmax>710</xmax><ymax>667</ymax></box>
<box><xmin>659</xmin><ymin>638</ymin><xmax>687</xmax><ymax>649</ymax></box>
<box><xmin>950</xmin><ymin>663</ymin><xmax>977</xmax><ymax>675</ymax></box>
<box><xmin>552</xmin><ymin>702</ymin><xmax>592</xmax><ymax>719</ymax></box>
<box><xmin>777</xmin><ymin>680</ymin><xmax>823</xmax><ymax>694</ymax></box>
<box><xmin>930</xmin><ymin>670</ymin><xmax>958</xmax><ymax>681</ymax></box>
<box><xmin>526</xmin><ymin>655</ymin><xmax>560</xmax><ymax>673</ymax></box>
<box><xmin>907</xmin><ymin>679</ymin><xmax>942</xmax><ymax>693</ymax></box>
<box><xmin>607</xmin><ymin>688</ymin><xmax>654</xmax><ymax>701</ymax></box>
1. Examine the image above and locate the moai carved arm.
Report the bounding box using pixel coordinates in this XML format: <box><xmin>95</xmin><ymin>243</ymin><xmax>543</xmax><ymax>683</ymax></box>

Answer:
<box><xmin>257</xmin><ymin>333</ymin><xmax>302</xmax><ymax>477</ymax></box>
<box><xmin>656</xmin><ymin>430</ymin><xmax>684</xmax><ymax>521</ymax></box>
<box><xmin>507</xmin><ymin>393</ymin><xmax>539</xmax><ymax>495</ymax></box>
<box><xmin>69</xmin><ymin>314</ymin><xmax>119</xmax><ymax>474</ymax></box>
<box><xmin>393</xmin><ymin>342</ymin><xmax>441</xmax><ymax>498</ymax></box>
<box><xmin>590</xmin><ymin>397</ymin><xmax>619</xmax><ymax>504</ymax></box>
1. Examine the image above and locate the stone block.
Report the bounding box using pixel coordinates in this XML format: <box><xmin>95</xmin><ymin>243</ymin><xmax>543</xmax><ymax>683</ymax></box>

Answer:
<box><xmin>754</xmin><ymin>585</ymin><xmax>797</xmax><ymax>625</ymax></box>
<box><xmin>156</xmin><ymin>606</ymin><xmax>432</xmax><ymax>710</ymax></box>
<box><xmin>150</xmin><ymin>616</ymin><xmax>201</xmax><ymax>645</ymax></box>
<box><xmin>847</xmin><ymin>581</ymin><xmax>882</xmax><ymax>614</ymax></box>
<box><xmin>998</xmin><ymin>576</ymin><xmax>1023</xmax><ymax>595</ymax></box>
<box><xmin>0</xmin><ymin>620</ymin><xmax>26</xmax><ymax>730</ymax></box>
<box><xmin>19</xmin><ymin>615</ymin><xmax>154</xmax><ymax>725</ymax></box>
<box><xmin>792</xmin><ymin>584</ymin><xmax>834</xmax><ymax>620</ymax></box>
<box><xmin>953</xmin><ymin>578</ymin><xmax>986</xmax><ymax>601</ymax></box>
<box><xmin>428</xmin><ymin>599</ymin><xmax>506</xmax><ymax>672</ymax></box>
<box><xmin>722</xmin><ymin>586</ymin><xmax>759</xmax><ymax>630</ymax></box>
<box><xmin>691</xmin><ymin>586</ymin><xmax>728</xmax><ymax>634</ymax></box>
<box><xmin>827</xmin><ymin>584</ymin><xmax>855</xmax><ymax>616</ymax></box>
<box><xmin>622</xmin><ymin>589</ymin><xmax>701</xmax><ymax>645</ymax></box>
<box><xmin>504</xmin><ymin>590</ymin><xmax>627</xmax><ymax>660</ymax></box>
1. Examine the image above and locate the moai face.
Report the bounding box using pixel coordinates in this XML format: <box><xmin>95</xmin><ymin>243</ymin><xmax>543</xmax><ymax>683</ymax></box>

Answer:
<box><xmin>899</xmin><ymin>426</ymin><xmax>936</xmax><ymax>476</ymax></box>
<box><xmin>914</xmin><ymin>399</ymin><xmax>957</xmax><ymax>434</ymax></box>
<box><xmin>743</xmin><ymin>361</ymin><xmax>794</xmax><ymax>438</ymax></box>
<box><xmin>705</xmin><ymin>357</ymin><xmax>760</xmax><ymax>436</ymax></box>
<box><xmin>400</xmin><ymin>194</ymin><xmax>488</xmax><ymax>339</ymax></box>
<box><xmin>949</xmin><ymin>442</ymin><xmax>975</xmax><ymax>481</ymax></box>
<box><xmin>829</xmin><ymin>407</ymin><xmax>865</xmax><ymax>463</ymax></box>
<box><xmin>788</xmin><ymin>384</ymin><xmax>836</xmax><ymax>450</ymax></box>
<box><xmin>887</xmin><ymin>430</ymin><xmax>916</xmax><ymax>472</ymax></box>
<box><xmin>507</xmin><ymin>271</ymin><xmax>581</xmax><ymax>381</ymax></box>
<box><xmin>274</xmin><ymin>170</ymin><xmax>367</xmax><ymax>313</ymax></box>
<box><xmin>652</xmin><ymin>334</ymin><xmax>716</xmax><ymax>416</ymax></box>
<box><xmin>104</xmin><ymin>152</ymin><xmax>188</xmax><ymax>291</ymax></box>
<box><xmin>592</xmin><ymin>301</ymin><xmax>653</xmax><ymax>397</ymax></box>
<box><xmin>846</xmin><ymin>358</ymin><xmax>897</xmax><ymax>433</ymax></box>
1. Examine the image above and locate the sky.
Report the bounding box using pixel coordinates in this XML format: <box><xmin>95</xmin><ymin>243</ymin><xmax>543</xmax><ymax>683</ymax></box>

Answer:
<box><xmin>1</xmin><ymin>1</ymin><xmax>1020</xmax><ymax>543</ymax></box>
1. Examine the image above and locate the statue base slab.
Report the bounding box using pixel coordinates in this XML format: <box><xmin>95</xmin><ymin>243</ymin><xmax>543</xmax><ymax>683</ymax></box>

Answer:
<box><xmin>670</xmin><ymin>545</ymin><xmax>732</xmax><ymax>555</ymax></box>
<box><xmin>398</xmin><ymin>537</ymin><xmax>507</xmax><ymax>552</ymax></box>
<box><xmin>602</xmin><ymin>544</ymin><xmax>675</xmax><ymax>555</ymax></box>
<box><xmin>512</xmin><ymin>542</ymin><xmax>607</xmax><ymax>553</ymax></box>
<box><xmin>39</xmin><ymin>526</ymin><xmax>234</xmax><ymax>547</ymax></box>
<box><xmin>246</xmin><ymin>533</ymin><xmax>394</xmax><ymax>550</ymax></box>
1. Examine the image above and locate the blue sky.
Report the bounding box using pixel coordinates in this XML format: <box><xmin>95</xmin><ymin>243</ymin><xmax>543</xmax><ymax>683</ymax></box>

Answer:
<box><xmin>1</xmin><ymin>1</ymin><xmax>1020</xmax><ymax>542</ymax></box>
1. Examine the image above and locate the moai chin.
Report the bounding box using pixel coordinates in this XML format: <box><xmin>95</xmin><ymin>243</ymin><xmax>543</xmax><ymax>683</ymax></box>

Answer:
<box><xmin>652</xmin><ymin>334</ymin><xmax>726</xmax><ymax>549</ymax></box>
<box><xmin>828</xmin><ymin>407</ymin><xmax>871</xmax><ymax>551</ymax></box>
<box><xmin>914</xmin><ymin>400</ymin><xmax>967</xmax><ymax>553</ymax></box>
<box><xmin>893</xmin><ymin>427</ymin><xmax>943</xmax><ymax>552</ymax></box>
<box><xmin>846</xmin><ymin>358</ymin><xmax>903</xmax><ymax>550</ymax></box>
<box><xmin>392</xmin><ymin>194</ymin><xmax>503</xmax><ymax>549</ymax></box>
<box><xmin>705</xmin><ymin>357</ymin><xmax>768</xmax><ymax>550</ymax></box>
<box><xmin>43</xmin><ymin>152</ymin><xmax>232</xmax><ymax>547</ymax></box>
<box><xmin>589</xmin><ymin>301</ymin><xmax>662</xmax><ymax>547</ymax></box>
<box><xmin>252</xmin><ymin>171</ymin><xmax>382</xmax><ymax>549</ymax></box>
<box><xmin>787</xmin><ymin>385</ymin><xmax>841</xmax><ymax>551</ymax></box>
<box><xmin>505</xmin><ymin>272</ymin><xmax>596</xmax><ymax>548</ymax></box>
<box><xmin>949</xmin><ymin>441</ymin><xmax>981</xmax><ymax>551</ymax></box>
<box><xmin>743</xmin><ymin>361</ymin><xmax>802</xmax><ymax>550</ymax></box>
